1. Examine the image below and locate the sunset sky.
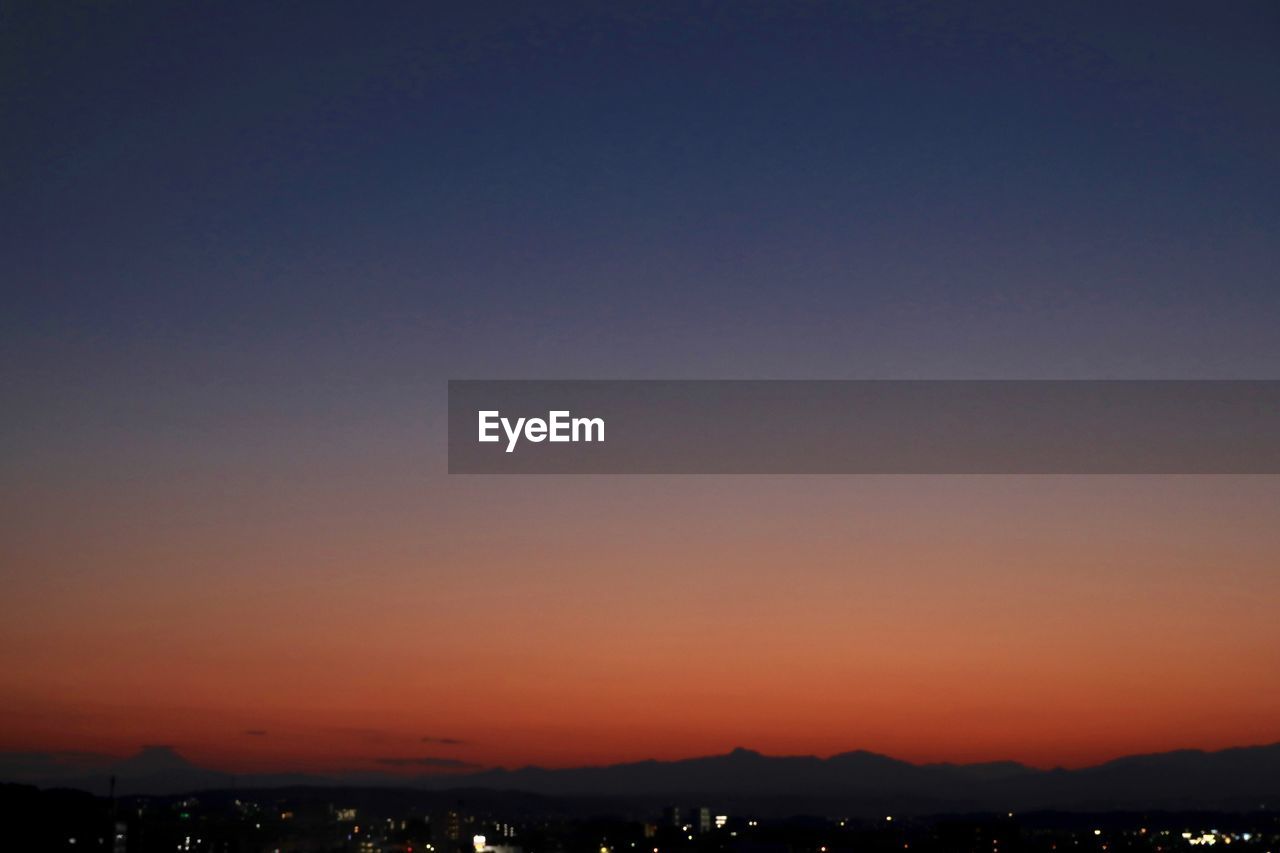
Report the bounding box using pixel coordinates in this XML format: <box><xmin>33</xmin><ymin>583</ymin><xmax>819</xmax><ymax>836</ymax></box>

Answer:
<box><xmin>2</xmin><ymin>2</ymin><xmax>1279</xmax><ymax>777</ymax></box>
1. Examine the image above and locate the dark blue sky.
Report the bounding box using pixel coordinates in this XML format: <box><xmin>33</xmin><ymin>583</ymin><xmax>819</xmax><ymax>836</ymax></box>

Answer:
<box><xmin>3</xmin><ymin>0</ymin><xmax>1280</xmax><ymax>467</ymax></box>
<box><xmin>5</xmin><ymin>1</ymin><xmax>1278</xmax><ymax>391</ymax></box>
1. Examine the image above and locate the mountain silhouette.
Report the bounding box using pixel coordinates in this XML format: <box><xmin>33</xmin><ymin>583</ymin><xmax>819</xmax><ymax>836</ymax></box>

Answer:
<box><xmin>415</xmin><ymin>743</ymin><xmax>1280</xmax><ymax>812</ymax></box>
<box><xmin>114</xmin><ymin>745</ymin><xmax>201</xmax><ymax>775</ymax></box>
<box><xmin>3</xmin><ymin>742</ymin><xmax>1277</xmax><ymax>813</ymax></box>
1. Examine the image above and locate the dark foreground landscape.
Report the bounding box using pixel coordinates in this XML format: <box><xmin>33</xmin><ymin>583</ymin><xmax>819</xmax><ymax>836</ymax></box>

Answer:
<box><xmin>4</xmin><ymin>743</ymin><xmax>1278</xmax><ymax>852</ymax></box>
<box><xmin>4</xmin><ymin>782</ymin><xmax>1278</xmax><ymax>853</ymax></box>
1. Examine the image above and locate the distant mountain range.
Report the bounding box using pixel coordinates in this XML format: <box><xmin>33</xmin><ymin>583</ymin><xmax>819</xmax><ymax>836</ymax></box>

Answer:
<box><xmin>3</xmin><ymin>742</ymin><xmax>1278</xmax><ymax>815</ymax></box>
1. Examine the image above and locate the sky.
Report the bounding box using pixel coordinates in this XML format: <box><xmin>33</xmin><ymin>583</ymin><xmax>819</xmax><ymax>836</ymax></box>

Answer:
<box><xmin>2</xmin><ymin>1</ymin><xmax>1279</xmax><ymax>776</ymax></box>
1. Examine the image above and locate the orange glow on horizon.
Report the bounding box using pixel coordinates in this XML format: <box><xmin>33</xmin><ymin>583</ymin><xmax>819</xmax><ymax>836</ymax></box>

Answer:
<box><xmin>3</xmin><ymin>475</ymin><xmax>1279</xmax><ymax>774</ymax></box>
